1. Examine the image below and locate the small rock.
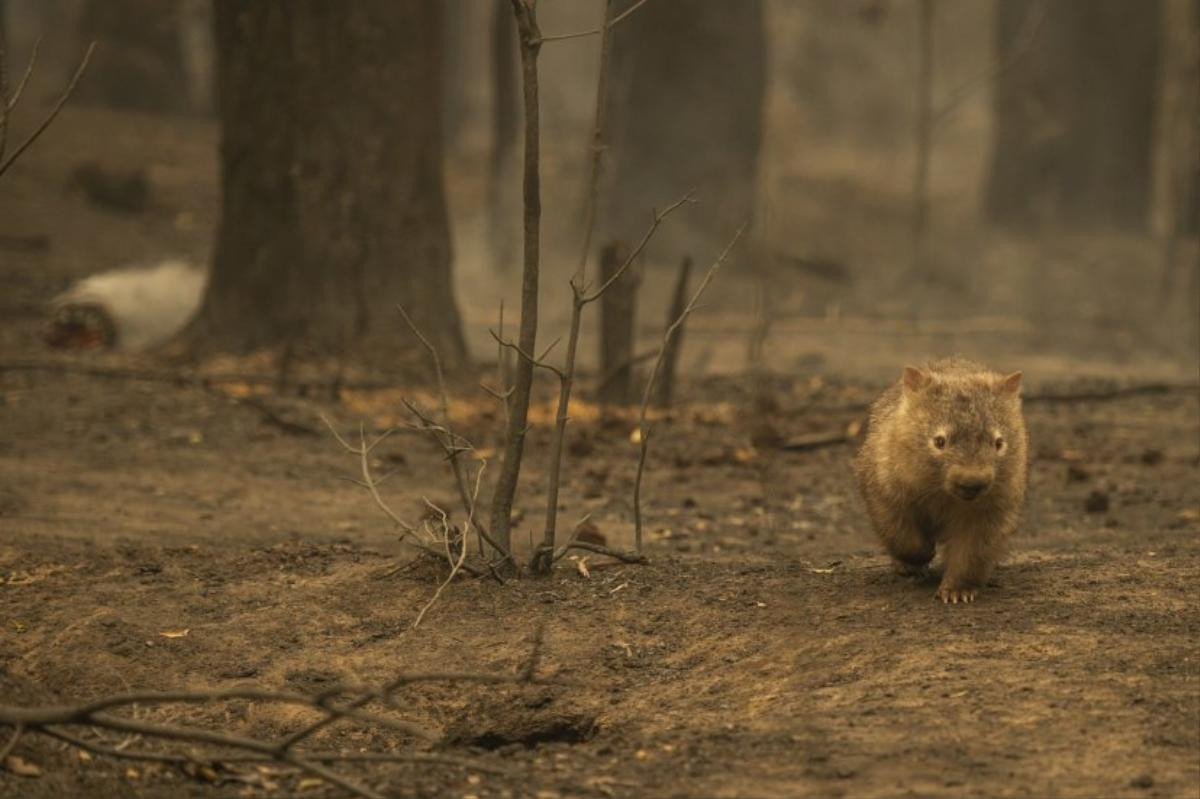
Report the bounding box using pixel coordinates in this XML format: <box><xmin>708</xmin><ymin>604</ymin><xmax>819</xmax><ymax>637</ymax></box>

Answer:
<box><xmin>1130</xmin><ymin>774</ymin><xmax>1154</xmax><ymax>789</ymax></box>
<box><xmin>1084</xmin><ymin>490</ymin><xmax>1110</xmax><ymax>514</ymax></box>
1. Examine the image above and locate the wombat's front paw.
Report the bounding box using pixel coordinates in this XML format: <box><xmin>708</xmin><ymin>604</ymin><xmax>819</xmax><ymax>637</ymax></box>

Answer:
<box><xmin>936</xmin><ymin>584</ymin><xmax>977</xmax><ymax>604</ymax></box>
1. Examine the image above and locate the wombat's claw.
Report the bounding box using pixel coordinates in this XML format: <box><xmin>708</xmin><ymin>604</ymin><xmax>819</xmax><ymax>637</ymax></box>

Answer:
<box><xmin>937</xmin><ymin>586</ymin><xmax>976</xmax><ymax>604</ymax></box>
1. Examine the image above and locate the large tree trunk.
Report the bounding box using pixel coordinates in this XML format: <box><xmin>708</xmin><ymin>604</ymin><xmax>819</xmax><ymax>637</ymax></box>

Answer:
<box><xmin>985</xmin><ymin>0</ymin><xmax>1164</xmax><ymax>230</ymax></box>
<box><xmin>600</xmin><ymin>0</ymin><xmax>765</xmax><ymax>259</ymax></box>
<box><xmin>185</xmin><ymin>2</ymin><xmax>466</xmax><ymax>363</ymax></box>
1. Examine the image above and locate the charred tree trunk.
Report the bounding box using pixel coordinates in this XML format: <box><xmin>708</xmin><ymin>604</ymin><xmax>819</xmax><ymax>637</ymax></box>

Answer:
<box><xmin>488</xmin><ymin>0</ymin><xmax>519</xmax><ymax>274</ymax></box>
<box><xmin>601</xmin><ymin>0</ymin><xmax>765</xmax><ymax>258</ymax></box>
<box><xmin>985</xmin><ymin>0</ymin><xmax>1164</xmax><ymax>230</ymax></box>
<box><xmin>597</xmin><ymin>241</ymin><xmax>638</xmax><ymax>405</ymax></box>
<box><xmin>184</xmin><ymin>2</ymin><xmax>466</xmax><ymax>363</ymax></box>
<box><xmin>652</xmin><ymin>255</ymin><xmax>692</xmax><ymax>409</ymax></box>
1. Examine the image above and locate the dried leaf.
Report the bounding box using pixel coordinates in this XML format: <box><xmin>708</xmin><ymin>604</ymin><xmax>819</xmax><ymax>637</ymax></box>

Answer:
<box><xmin>733</xmin><ymin>447</ymin><xmax>757</xmax><ymax>463</ymax></box>
<box><xmin>629</xmin><ymin>428</ymin><xmax>642</xmax><ymax>444</ymax></box>
<box><xmin>576</xmin><ymin>558</ymin><xmax>591</xmax><ymax>579</ymax></box>
<box><xmin>297</xmin><ymin>777</ymin><xmax>325</xmax><ymax>791</ymax></box>
<box><xmin>159</xmin><ymin>628</ymin><xmax>190</xmax><ymax>639</ymax></box>
<box><xmin>4</xmin><ymin>755</ymin><xmax>42</xmax><ymax>777</ymax></box>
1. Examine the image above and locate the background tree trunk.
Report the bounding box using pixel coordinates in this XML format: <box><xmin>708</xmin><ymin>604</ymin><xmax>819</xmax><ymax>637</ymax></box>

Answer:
<box><xmin>600</xmin><ymin>0</ymin><xmax>765</xmax><ymax>260</ymax></box>
<box><xmin>488</xmin><ymin>0</ymin><xmax>519</xmax><ymax>274</ymax></box>
<box><xmin>184</xmin><ymin>1</ymin><xmax>466</xmax><ymax>363</ymax></box>
<box><xmin>985</xmin><ymin>0</ymin><xmax>1164</xmax><ymax>230</ymax></box>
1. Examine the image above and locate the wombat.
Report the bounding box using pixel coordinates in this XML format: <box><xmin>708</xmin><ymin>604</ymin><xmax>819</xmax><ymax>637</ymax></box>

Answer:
<box><xmin>854</xmin><ymin>358</ymin><xmax>1027</xmax><ymax>603</ymax></box>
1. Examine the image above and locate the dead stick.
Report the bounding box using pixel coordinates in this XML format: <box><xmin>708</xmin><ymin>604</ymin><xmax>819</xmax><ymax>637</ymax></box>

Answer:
<box><xmin>653</xmin><ymin>255</ymin><xmax>693</xmax><ymax>408</ymax></box>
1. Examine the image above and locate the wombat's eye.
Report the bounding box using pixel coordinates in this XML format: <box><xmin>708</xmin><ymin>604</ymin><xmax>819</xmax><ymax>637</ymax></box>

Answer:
<box><xmin>994</xmin><ymin>436</ymin><xmax>1004</xmax><ymax>451</ymax></box>
<box><xmin>933</xmin><ymin>435</ymin><xmax>947</xmax><ymax>450</ymax></box>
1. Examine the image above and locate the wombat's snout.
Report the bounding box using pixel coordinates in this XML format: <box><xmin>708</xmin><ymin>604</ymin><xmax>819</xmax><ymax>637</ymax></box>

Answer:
<box><xmin>952</xmin><ymin>477</ymin><xmax>991</xmax><ymax>501</ymax></box>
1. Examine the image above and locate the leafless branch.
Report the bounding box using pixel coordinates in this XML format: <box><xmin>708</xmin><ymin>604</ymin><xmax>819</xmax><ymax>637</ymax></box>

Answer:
<box><xmin>0</xmin><ymin>643</ymin><xmax>560</xmax><ymax>798</ymax></box>
<box><xmin>321</xmin><ymin>416</ymin><xmax>416</xmax><ymax>536</ymax></box>
<box><xmin>633</xmin><ymin>224</ymin><xmax>746</xmax><ymax>553</ymax></box>
<box><xmin>572</xmin><ymin>0</ymin><xmax>616</xmax><ymax>288</ymax></box>
<box><xmin>558</xmin><ymin>540</ymin><xmax>646</xmax><ymax>563</ymax></box>
<box><xmin>6</xmin><ymin>37</ymin><xmax>39</xmax><ymax>112</ymax></box>
<box><xmin>933</xmin><ymin>0</ymin><xmax>1046</xmax><ymax>125</ymax></box>
<box><xmin>489</xmin><ymin>329</ymin><xmax>565</xmax><ymax>380</ymax></box>
<box><xmin>40</xmin><ymin>726</ymin><xmax>509</xmax><ymax>774</ymax></box>
<box><xmin>532</xmin><ymin>194</ymin><xmax>691</xmax><ymax>574</ymax></box>
<box><xmin>579</xmin><ymin>194</ymin><xmax>693</xmax><ymax>304</ymax></box>
<box><xmin>0</xmin><ymin>40</ymin><xmax>95</xmax><ymax>180</ymax></box>
<box><xmin>538</xmin><ymin>0</ymin><xmax>654</xmax><ymax>44</ymax></box>
<box><xmin>411</xmin><ymin>460</ymin><xmax>486</xmax><ymax>629</ymax></box>
<box><xmin>397</xmin><ymin>305</ymin><xmax>450</xmax><ymax>428</ymax></box>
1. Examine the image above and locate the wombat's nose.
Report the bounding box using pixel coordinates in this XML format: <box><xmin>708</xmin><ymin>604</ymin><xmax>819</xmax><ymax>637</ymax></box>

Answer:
<box><xmin>955</xmin><ymin>479</ymin><xmax>989</xmax><ymax>500</ymax></box>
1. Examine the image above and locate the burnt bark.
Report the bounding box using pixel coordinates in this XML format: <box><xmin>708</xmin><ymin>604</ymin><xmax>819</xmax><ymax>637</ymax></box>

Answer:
<box><xmin>985</xmin><ymin>0</ymin><xmax>1164</xmax><ymax>230</ymax></box>
<box><xmin>652</xmin><ymin>255</ymin><xmax>691</xmax><ymax>409</ymax></box>
<box><xmin>184</xmin><ymin>2</ymin><xmax>466</xmax><ymax>363</ymax></box>
<box><xmin>600</xmin><ymin>0</ymin><xmax>765</xmax><ymax>258</ymax></box>
<box><xmin>597</xmin><ymin>241</ymin><xmax>638</xmax><ymax>405</ymax></box>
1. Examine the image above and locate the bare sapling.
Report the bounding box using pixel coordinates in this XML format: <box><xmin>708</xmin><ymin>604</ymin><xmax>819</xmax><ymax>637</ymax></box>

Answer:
<box><xmin>633</xmin><ymin>224</ymin><xmax>746</xmax><ymax>553</ymax></box>
<box><xmin>486</xmin><ymin>0</ymin><xmax>543</xmax><ymax>567</ymax></box>
<box><xmin>532</xmin><ymin>196</ymin><xmax>691</xmax><ymax>574</ymax></box>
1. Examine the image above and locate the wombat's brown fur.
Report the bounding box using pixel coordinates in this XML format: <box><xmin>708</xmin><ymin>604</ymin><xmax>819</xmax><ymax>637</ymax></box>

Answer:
<box><xmin>854</xmin><ymin>358</ymin><xmax>1027</xmax><ymax>603</ymax></box>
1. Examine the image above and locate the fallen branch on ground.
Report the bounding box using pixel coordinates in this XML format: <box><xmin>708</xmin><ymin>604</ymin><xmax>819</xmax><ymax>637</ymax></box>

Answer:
<box><xmin>0</xmin><ymin>635</ymin><xmax>553</xmax><ymax>798</ymax></box>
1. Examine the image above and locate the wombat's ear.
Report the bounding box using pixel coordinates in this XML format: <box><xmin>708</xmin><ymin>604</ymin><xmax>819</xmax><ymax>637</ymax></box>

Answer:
<box><xmin>902</xmin><ymin>366</ymin><xmax>929</xmax><ymax>391</ymax></box>
<box><xmin>996</xmin><ymin>371</ymin><xmax>1023</xmax><ymax>396</ymax></box>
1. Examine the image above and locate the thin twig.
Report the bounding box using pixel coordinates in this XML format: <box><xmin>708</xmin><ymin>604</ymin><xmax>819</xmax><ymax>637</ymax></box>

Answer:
<box><xmin>41</xmin><ymin>727</ymin><xmax>510</xmax><ymax>774</ymax></box>
<box><xmin>532</xmin><ymin>194</ymin><xmax>691</xmax><ymax>574</ymax></box>
<box><xmin>0</xmin><ymin>722</ymin><xmax>23</xmax><ymax>762</ymax></box>
<box><xmin>557</xmin><ymin>540</ymin><xmax>646</xmax><ymax>563</ymax></box>
<box><xmin>321</xmin><ymin>416</ymin><xmax>417</xmax><ymax>537</ymax></box>
<box><xmin>412</xmin><ymin>460</ymin><xmax>485</xmax><ymax>629</ymax></box>
<box><xmin>0</xmin><ymin>41</ymin><xmax>95</xmax><ymax>180</ymax></box>
<box><xmin>933</xmin><ymin>0</ymin><xmax>1046</xmax><ymax>126</ymax></box>
<box><xmin>489</xmin><ymin>329</ymin><xmax>565</xmax><ymax>379</ymax></box>
<box><xmin>7</xmin><ymin>37</ymin><xmax>40</xmax><ymax>112</ymax></box>
<box><xmin>572</xmin><ymin>0</ymin><xmax>616</xmax><ymax>287</ymax></box>
<box><xmin>538</xmin><ymin>0</ymin><xmax>653</xmax><ymax>43</ymax></box>
<box><xmin>633</xmin><ymin>224</ymin><xmax>746</xmax><ymax>553</ymax></box>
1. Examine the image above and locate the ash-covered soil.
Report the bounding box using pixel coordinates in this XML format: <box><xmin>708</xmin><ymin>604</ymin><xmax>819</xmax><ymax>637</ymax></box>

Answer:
<box><xmin>1</xmin><ymin>361</ymin><xmax>1197</xmax><ymax>799</ymax></box>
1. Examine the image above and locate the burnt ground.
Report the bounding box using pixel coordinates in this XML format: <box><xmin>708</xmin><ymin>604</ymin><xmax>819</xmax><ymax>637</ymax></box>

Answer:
<box><xmin>0</xmin><ymin>361</ymin><xmax>1197</xmax><ymax>799</ymax></box>
<box><xmin>1</xmin><ymin>105</ymin><xmax>1199</xmax><ymax>799</ymax></box>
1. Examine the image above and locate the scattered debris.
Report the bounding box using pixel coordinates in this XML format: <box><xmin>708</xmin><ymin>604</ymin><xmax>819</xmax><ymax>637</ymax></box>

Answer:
<box><xmin>1084</xmin><ymin>490</ymin><xmax>1110</xmax><ymax>514</ymax></box>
